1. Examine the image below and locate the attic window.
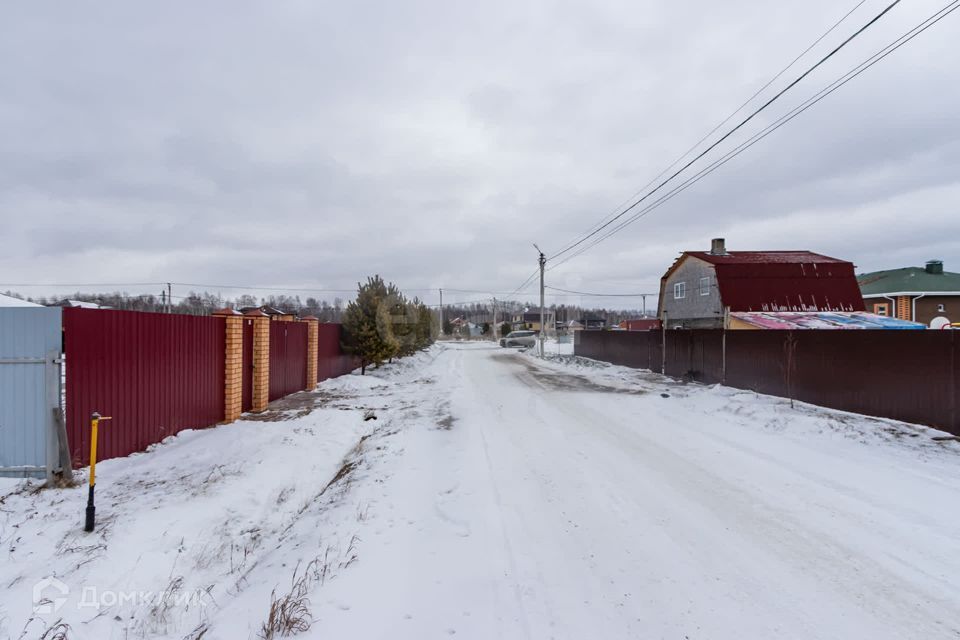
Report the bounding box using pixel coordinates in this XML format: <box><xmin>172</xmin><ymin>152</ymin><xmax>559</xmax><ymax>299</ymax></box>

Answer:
<box><xmin>699</xmin><ymin>276</ymin><xmax>710</xmax><ymax>296</ymax></box>
<box><xmin>674</xmin><ymin>282</ymin><xmax>686</xmax><ymax>299</ymax></box>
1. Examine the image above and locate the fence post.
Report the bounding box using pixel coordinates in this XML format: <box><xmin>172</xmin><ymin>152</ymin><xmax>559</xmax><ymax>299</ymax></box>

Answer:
<box><xmin>303</xmin><ymin>316</ymin><xmax>319</xmax><ymax>390</ymax></box>
<box><xmin>660</xmin><ymin>311</ymin><xmax>668</xmax><ymax>375</ymax></box>
<box><xmin>214</xmin><ymin>308</ymin><xmax>244</xmax><ymax>423</ymax></box>
<box><xmin>246</xmin><ymin>310</ymin><xmax>271</xmax><ymax>412</ymax></box>
<box><xmin>722</xmin><ymin>329</ymin><xmax>727</xmax><ymax>385</ymax></box>
<box><xmin>952</xmin><ymin>329</ymin><xmax>957</xmax><ymax>435</ymax></box>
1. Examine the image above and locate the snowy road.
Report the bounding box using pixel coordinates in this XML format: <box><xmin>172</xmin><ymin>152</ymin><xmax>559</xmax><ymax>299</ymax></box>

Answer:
<box><xmin>3</xmin><ymin>342</ymin><xmax>959</xmax><ymax>639</ymax></box>
<box><xmin>320</xmin><ymin>343</ymin><xmax>960</xmax><ymax>640</ymax></box>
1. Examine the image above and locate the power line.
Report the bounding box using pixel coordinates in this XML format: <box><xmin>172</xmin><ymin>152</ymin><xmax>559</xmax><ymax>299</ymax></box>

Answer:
<box><xmin>548</xmin><ymin>0</ymin><xmax>903</xmax><ymax>262</ymax></box>
<box><xmin>558</xmin><ymin>0</ymin><xmax>871</xmax><ymax>256</ymax></box>
<box><xmin>548</xmin><ymin>0</ymin><xmax>960</xmax><ymax>271</ymax></box>
<box><xmin>545</xmin><ymin>285</ymin><xmax>657</xmax><ymax>297</ymax></box>
<box><xmin>504</xmin><ymin>269</ymin><xmax>540</xmax><ymax>299</ymax></box>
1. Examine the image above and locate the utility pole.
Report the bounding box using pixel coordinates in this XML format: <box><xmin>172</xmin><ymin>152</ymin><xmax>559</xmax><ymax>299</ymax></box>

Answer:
<box><xmin>167</xmin><ymin>282</ymin><xmax>172</xmax><ymax>314</ymax></box>
<box><xmin>439</xmin><ymin>288</ymin><xmax>443</xmax><ymax>335</ymax></box>
<box><xmin>534</xmin><ymin>244</ymin><xmax>546</xmax><ymax>357</ymax></box>
<box><xmin>492</xmin><ymin>297</ymin><xmax>498</xmax><ymax>341</ymax></box>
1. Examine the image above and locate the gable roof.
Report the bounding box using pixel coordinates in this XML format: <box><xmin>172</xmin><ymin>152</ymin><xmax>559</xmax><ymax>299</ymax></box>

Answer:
<box><xmin>858</xmin><ymin>266</ymin><xmax>960</xmax><ymax>295</ymax></box>
<box><xmin>662</xmin><ymin>250</ymin><xmax>864</xmax><ymax>313</ymax></box>
<box><xmin>684</xmin><ymin>250</ymin><xmax>848</xmax><ymax>265</ymax></box>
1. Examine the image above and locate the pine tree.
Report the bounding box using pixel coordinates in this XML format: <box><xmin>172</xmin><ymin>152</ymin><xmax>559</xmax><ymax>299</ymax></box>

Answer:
<box><xmin>341</xmin><ymin>275</ymin><xmax>397</xmax><ymax>374</ymax></box>
<box><xmin>413</xmin><ymin>298</ymin><xmax>436</xmax><ymax>350</ymax></box>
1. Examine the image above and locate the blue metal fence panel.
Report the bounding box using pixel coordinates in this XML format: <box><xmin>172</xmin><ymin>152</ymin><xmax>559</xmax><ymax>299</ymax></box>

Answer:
<box><xmin>0</xmin><ymin>307</ymin><xmax>62</xmax><ymax>478</ymax></box>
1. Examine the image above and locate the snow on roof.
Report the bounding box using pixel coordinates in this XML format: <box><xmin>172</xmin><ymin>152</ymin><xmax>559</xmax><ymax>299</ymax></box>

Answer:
<box><xmin>731</xmin><ymin>311</ymin><xmax>925</xmax><ymax>330</ymax></box>
<box><xmin>65</xmin><ymin>300</ymin><xmax>103</xmax><ymax>309</ymax></box>
<box><xmin>685</xmin><ymin>250</ymin><xmax>848</xmax><ymax>265</ymax></box>
<box><xmin>0</xmin><ymin>293</ymin><xmax>42</xmax><ymax>307</ymax></box>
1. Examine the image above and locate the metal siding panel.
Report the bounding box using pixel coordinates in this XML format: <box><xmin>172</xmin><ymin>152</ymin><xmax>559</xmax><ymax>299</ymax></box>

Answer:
<box><xmin>579</xmin><ymin>327</ymin><xmax>960</xmax><ymax>436</ymax></box>
<box><xmin>0</xmin><ymin>308</ymin><xmax>62</xmax><ymax>477</ymax></box>
<box><xmin>64</xmin><ymin>308</ymin><xmax>225</xmax><ymax>467</ymax></box>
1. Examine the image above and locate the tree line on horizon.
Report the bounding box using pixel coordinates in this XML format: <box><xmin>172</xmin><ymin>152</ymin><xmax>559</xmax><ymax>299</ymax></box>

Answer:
<box><xmin>1</xmin><ymin>290</ymin><xmax>349</xmax><ymax>321</ymax></box>
<box><xmin>4</xmin><ymin>289</ymin><xmax>649</xmax><ymax>329</ymax></box>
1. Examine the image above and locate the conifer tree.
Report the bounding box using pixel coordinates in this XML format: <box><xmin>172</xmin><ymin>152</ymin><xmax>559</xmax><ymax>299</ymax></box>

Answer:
<box><xmin>341</xmin><ymin>275</ymin><xmax>397</xmax><ymax>374</ymax></box>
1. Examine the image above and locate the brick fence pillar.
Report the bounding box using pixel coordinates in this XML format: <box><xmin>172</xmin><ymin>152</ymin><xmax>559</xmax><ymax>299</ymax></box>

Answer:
<box><xmin>213</xmin><ymin>308</ymin><xmax>244</xmax><ymax>423</ymax></box>
<box><xmin>247</xmin><ymin>310</ymin><xmax>271</xmax><ymax>412</ymax></box>
<box><xmin>302</xmin><ymin>316</ymin><xmax>319</xmax><ymax>390</ymax></box>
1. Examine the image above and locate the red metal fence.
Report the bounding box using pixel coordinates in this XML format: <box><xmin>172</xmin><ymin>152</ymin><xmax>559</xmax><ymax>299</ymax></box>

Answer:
<box><xmin>64</xmin><ymin>308</ymin><xmax>225</xmax><ymax>467</ymax></box>
<box><xmin>269</xmin><ymin>321</ymin><xmax>309</xmax><ymax>401</ymax></box>
<box><xmin>318</xmin><ymin>323</ymin><xmax>360</xmax><ymax>381</ymax></box>
<box><xmin>575</xmin><ymin>329</ymin><xmax>960</xmax><ymax>436</ymax></box>
<box><xmin>64</xmin><ymin>310</ymin><xmax>359</xmax><ymax>467</ymax></box>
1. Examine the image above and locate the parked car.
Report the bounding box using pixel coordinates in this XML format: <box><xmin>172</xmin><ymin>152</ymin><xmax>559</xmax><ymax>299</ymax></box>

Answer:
<box><xmin>500</xmin><ymin>330</ymin><xmax>537</xmax><ymax>348</ymax></box>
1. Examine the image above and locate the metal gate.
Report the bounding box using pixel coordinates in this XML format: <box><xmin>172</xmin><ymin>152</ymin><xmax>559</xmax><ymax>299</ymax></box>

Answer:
<box><xmin>269</xmin><ymin>321</ymin><xmax>308</xmax><ymax>401</ymax></box>
<box><xmin>0</xmin><ymin>307</ymin><xmax>63</xmax><ymax>479</ymax></box>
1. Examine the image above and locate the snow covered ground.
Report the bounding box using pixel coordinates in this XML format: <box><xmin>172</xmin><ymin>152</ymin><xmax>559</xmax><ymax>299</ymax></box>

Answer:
<box><xmin>2</xmin><ymin>342</ymin><xmax>959</xmax><ymax>639</ymax></box>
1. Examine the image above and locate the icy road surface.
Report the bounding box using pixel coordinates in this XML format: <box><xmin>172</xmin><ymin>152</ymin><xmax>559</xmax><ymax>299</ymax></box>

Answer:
<box><xmin>2</xmin><ymin>342</ymin><xmax>959</xmax><ymax>639</ymax></box>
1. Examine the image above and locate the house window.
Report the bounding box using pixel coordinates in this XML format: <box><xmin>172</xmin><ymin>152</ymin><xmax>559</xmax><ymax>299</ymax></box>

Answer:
<box><xmin>873</xmin><ymin>303</ymin><xmax>889</xmax><ymax>316</ymax></box>
<box><xmin>938</xmin><ymin>303</ymin><xmax>946</xmax><ymax>312</ymax></box>
<box><xmin>699</xmin><ymin>276</ymin><xmax>710</xmax><ymax>296</ymax></box>
<box><xmin>673</xmin><ymin>282</ymin><xmax>686</xmax><ymax>299</ymax></box>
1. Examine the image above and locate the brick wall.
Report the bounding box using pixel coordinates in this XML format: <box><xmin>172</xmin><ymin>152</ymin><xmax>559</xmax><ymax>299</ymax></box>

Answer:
<box><xmin>223</xmin><ymin>315</ymin><xmax>243</xmax><ymax>422</ymax></box>
<box><xmin>252</xmin><ymin>316</ymin><xmax>271</xmax><ymax>411</ymax></box>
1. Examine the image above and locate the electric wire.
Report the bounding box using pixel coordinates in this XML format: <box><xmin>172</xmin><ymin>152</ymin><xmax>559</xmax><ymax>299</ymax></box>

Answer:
<box><xmin>548</xmin><ymin>0</ymin><xmax>903</xmax><ymax>261</ymax></box>
<box><xmin>555</xmin><ymin>0</ymin><xmax>871</xmax><ymax>254</ymax></box>
<box><xmin>544</xmin><ymin>285</ymin><xmax>658</xmax><ymax>297</ymax></box>
<box><xmin>548</xmin><ymin>0</ymin><xmax>960</xmax><ymax>271</ymax></box>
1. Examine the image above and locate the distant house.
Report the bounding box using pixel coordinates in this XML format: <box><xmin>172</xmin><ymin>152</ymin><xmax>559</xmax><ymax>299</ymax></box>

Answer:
<box><xmin>0</xmin><ymin>293</ymin><xmax>42</xmax><ymax>308</ymax></box>
<box><xmin>858</xmin><ymin>260</ymin><xmax>960</xmax><ymax>328</ymax></box>
<box><xmin>239</xmin><ymin>305</ymin><xmax>296</xmax><ymax>321</ymax></box>
<box><xmin>57</xmin><ymin>300</ymin><xmax>109</xmax><ymax>309</ymax></box>
<box><xmin>511</xmin><ymin>311</ymin><xmax>555</xmax><ymax>333</ymax></box>
<box><xmin>658</xmin><ymin>238</ymin><xmax>865</xmax><ymax>329</ymax></box>
<box><xmin>580</xmin><ymin>314</ymin><xmax>606</xmax><ymax>330</ymax></box>
<box><xmin>620</xmin><ymin>318</ymin><xmax>661</xmax><ymax>331</ymax></box>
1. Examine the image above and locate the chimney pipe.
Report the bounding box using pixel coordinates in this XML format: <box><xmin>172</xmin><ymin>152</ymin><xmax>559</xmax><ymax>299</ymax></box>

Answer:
<box><xmin>925</xmin><ymin>260</ymin><xmax>943</xmax><ymax>275</ymax></box>
<box><xmin>710</xmin><ymin>238</ymin><xmax>726</xmax><ymax>255</ymax></box>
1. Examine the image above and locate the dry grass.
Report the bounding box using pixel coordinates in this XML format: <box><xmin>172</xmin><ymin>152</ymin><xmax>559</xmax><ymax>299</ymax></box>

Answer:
<box><xmin>183</xmin><ymin>622</ymin><xmax>210</xmax><ymax>639</ymax></box>
<box><xmin>36</xmin><ymin>620</ymin><xmax>71</xmax><ymax>640</ymax></box>
<box><xmin>260</xmin><ymin>565</ymin><xmax>312</xmax><ymax>639</ymax></box>
<box><xmin>259</xmin><ymin>536</ymin><xmax>362</xmax><ymax>639</ymax></box>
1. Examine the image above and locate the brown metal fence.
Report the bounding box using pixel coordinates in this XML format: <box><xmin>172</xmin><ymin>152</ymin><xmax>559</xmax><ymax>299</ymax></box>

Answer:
<box><xmin>65</xmin><ymin>309</ymin><xmax>360</xmax><ymax>467</ymax></box>
<box><xmin>575</xmin><ymin>329</ymin><xmax>959</xmax><ymax>435</ymax></box>
<box><xmin>64</xmin><ymin>308</ymin><xmax>226</xmax><ymax>467</ymax></box>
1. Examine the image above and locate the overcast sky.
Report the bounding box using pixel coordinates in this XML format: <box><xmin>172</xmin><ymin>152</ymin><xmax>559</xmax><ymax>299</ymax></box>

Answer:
<box><xmin>1</xmin><ymin>0</ymin><xmax>958</xmax><ymax>309</ymax></box>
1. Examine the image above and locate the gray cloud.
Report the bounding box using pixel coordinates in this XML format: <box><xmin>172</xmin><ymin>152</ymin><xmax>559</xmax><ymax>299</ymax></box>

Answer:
<box><xmin>1</xmin><ymin>0</ymin><xmax>958</xmax><ymax>308</ymax></box>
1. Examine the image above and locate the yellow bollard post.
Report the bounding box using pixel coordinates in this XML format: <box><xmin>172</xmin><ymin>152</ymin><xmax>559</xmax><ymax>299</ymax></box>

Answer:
<box><xmin>84</xmin><ymin>412</ymin><xmax>111</xmax><ymax>533</ymax></box>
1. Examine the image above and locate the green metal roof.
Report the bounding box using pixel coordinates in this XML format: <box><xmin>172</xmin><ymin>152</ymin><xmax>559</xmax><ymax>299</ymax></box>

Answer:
<box><xmin>857</xmin><ymin>266</ymin><xmax>960</xmax><ymax>295</ymax></box>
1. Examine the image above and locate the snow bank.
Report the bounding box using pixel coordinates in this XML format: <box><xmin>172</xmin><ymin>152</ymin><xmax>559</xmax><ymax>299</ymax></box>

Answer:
<box><xmin>0</xmin><ymin>347</ymin><xmax>445</xmax><ymax>640</ymax></box>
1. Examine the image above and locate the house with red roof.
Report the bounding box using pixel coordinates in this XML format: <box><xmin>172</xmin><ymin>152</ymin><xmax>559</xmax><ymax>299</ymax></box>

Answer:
<box><xmin>657</xmin><ymin>238</ymin><xmax>865</xmax><ymax>329</ymax></box>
